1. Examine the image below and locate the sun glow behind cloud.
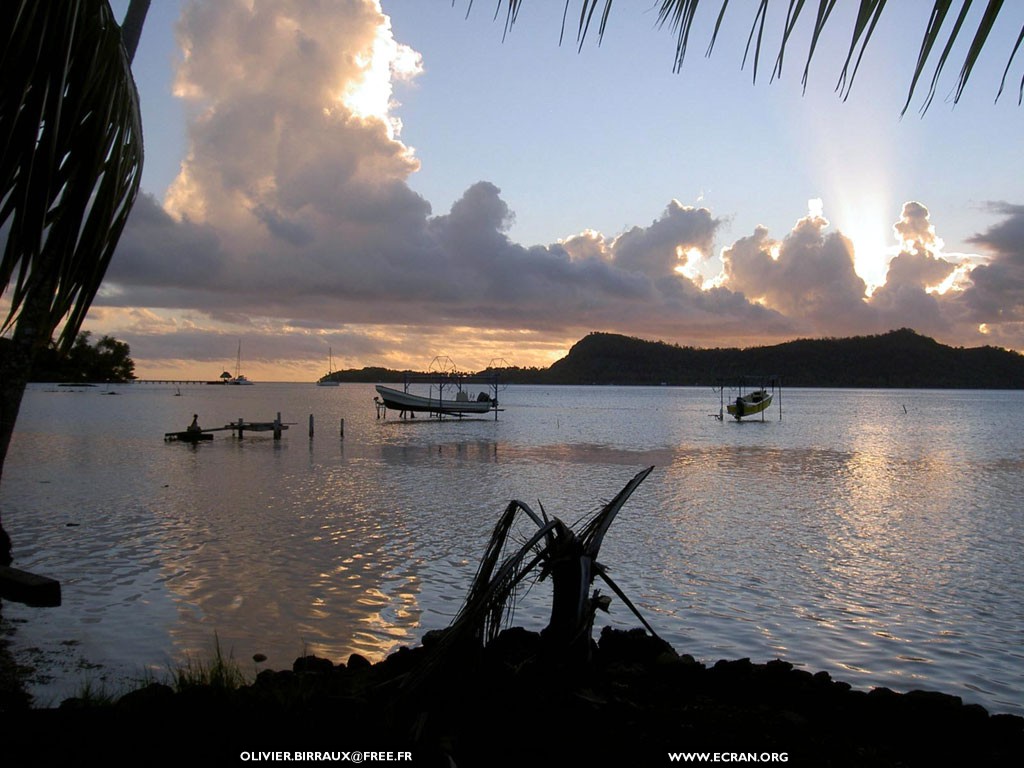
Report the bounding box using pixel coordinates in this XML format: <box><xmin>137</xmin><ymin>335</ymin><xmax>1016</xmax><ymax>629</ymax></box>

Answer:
<box><xmin>84</xmin><ymin>1</ymin><xmax>1024</xmax><ymax>380</ymax></box>
<box><xmin>839</xmin><ymin>202</ymin><xmax>897</xmax><ymax>294</ymax></box>
<box><xmin>926</xmin><ymin>263</ymin><xmax>972</xmax><ymax>295</ymax></box>
<box><xmin>674</xmin><ymin>246</ymin><xmax>710</xmax><ymax>285</ymax></box>
<box><xmin>804</xmin><ymin>79</ymin><xmax>900</xmax><ymax>298</ymax></box>
<box><xmin>338</xmin><ymin>7</ymin><xmax>422</xmax><ymax>139</ymax></box>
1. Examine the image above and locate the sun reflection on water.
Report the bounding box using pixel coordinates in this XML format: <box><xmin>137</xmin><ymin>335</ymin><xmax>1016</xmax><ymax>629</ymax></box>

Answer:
<box><xmin>2</xmin><ymin>384</ymin><xmax>1023</xmax><ymax>715</ymax></box>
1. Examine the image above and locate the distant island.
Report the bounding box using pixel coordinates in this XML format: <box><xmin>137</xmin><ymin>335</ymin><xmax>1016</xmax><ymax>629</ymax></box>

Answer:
<box><xmin>323</xmin><ymin>329</ymin><xmax>1024</xmax><ymax>389</ymax></box>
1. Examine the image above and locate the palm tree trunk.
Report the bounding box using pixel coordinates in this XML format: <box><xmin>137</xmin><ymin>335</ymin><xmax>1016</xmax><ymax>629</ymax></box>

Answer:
<box><xmin>0</xmin><ymin>271</ymin><xmax>58</xmax><ymax>565</ymax></box>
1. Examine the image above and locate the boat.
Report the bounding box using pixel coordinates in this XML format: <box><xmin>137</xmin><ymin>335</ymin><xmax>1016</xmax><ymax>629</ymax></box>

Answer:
<box><xmin>164</xmin><ymin>430</ymin><xmax>214</xmax><ymax>443</ymax></box>
<box><xmin>316</xmin><ymin>348</ymin><xmax>339</xmax><ymax>387</ymax></box>
<box><xmin>374</xmin><ymin>384</ymin><xmax>496</xmax><ymax>416</ymax></box>
<box><xmin>726</xmin><ymin>389</ymin><xmax>773</xmax><ymax>420</ymax></box>
<box><xmin>226</xmin><ymin>341</ymin><xmax>254</xmax><ymax>385</ymax></box>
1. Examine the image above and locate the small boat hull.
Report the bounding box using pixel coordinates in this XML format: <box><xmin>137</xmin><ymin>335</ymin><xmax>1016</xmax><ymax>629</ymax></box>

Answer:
<box><xmin>164</xmin><ymin>430</ymin><xmax>214</xmax><ymax>442</ymax></box>
<box><xmin>375</xmin><ymin>385</ymin><xmax>495</xmax><ymax>415</ymax></box>
<box><xmin>727</xmin><ymin>390</ymin><xmax>773</xmax><ymax>420</ymax></box>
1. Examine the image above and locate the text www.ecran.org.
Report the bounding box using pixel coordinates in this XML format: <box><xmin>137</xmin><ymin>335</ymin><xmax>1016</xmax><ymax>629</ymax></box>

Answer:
<box><xmin>668</xmin><ymin>753</ymin><xmax>788</xmax><ymax>763</ymax></box>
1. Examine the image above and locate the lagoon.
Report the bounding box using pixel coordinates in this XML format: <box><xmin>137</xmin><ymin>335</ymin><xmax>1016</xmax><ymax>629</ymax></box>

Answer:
<box><xmin>2</xmin><ymin>382</ymin><xmax>1022</xmax><ymax>715</ymax></box>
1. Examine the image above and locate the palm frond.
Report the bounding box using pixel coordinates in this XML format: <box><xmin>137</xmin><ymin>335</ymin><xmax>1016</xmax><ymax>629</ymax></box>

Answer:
<box><xmin>656</xmin><ymin>0</ymin><xmax>704</xmax><ymax>73</ymax></box>
<box><xmin>741</xmin><ymin>0</ymin><xmax>771</xmax><ymax>84</ymax></box>
<box><xmin>397</xmin><ymin>468</ymin><xmax>659</xmax><ymax>704</ymax></box>
<box><xmin>452</xmin><ymin>467</ymin><xmax>656</xmax><ymax>652</ymax></box>
<box><xmin>705</xmin><ymin>0</ymin><xmax>731</xmax><ymax>58</ymax></box>
<box><xmin>801</xmin><ymin>0</ymin><xmax>838</xmax><ymax>91</ymax></box>
<box><xmin>952</xmin><ymin>0</ymin><xmax>1004</xmax><ymax>105</ymax></box>
<box><xmin>594</xmin><ymin>563</ymin><xmax>664</xmax><ymax>640</ymax></box>
<box><xmin>901</xmin><ymin>0</ymin><xmax>954</xmax><ymax>116</ymax></box>
<box><xmin>446</xmin><ymin>518</ymin><xmax>564</xmax><ymax>657</ymax></box>
<box><xmin>995</xmin><ymin>23</ymin><xmax>1024</xmax><ymax>104</ymax></box>
<box><xmin>835</xmin><ymin>0</ymin><xmax>886</xmax><ymax>101</ymax></box>
<box><xmin>771</xmin><ymin>0</ymin><xmax>807</xmax><ymax>84</ymax></box>
<box><xmin>577</xmin><ymin>465</ymin><xmax>654</xmax><ymax>557</ymax></box>
<box><xmin>455</xmin><ymin>499</ymin><xmax>557</xmax><ymax>645</ymax></box>
<box><xmin>0</xmin><ymin>0</ymin><xmax>143</xmax><ymax>352</ymax></box>
<box><xmin>479</xmin><ymin>0</ymin><xmax>1022</xmax><ymax>114</ymax></box>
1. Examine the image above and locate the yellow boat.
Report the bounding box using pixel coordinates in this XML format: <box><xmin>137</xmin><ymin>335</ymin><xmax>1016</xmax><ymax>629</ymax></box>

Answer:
<box><xmin>726</xmin><ymin>389</ymin><xmax>773</xmax><ymax>420</ymax></box>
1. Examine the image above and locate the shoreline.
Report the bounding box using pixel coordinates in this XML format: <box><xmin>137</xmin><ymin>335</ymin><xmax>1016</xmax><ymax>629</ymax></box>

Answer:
<box><xmin>3</xmin><ymin>625</ymin><xmax>1022</xmax><ymax>766</ymax></box>
<box><xmin>0</xmin><ymin>611</ymin><xmax>32</xmax><ymax>712</ymax></box>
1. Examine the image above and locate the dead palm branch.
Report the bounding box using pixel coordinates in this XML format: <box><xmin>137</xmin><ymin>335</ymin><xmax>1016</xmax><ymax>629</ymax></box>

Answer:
<box><xmin>472</xmin><ymin>1</ymin><xmax>1024</xmax><ymax>115</ymax></box>
<box><xmin>0</xmin><ymin>0</ymin><xmax>145</xmax><ymax>560</ymax></box>
<box><xmin>412</xmin><ymin>465</ymin><xmax>662</xmax><ymax>686</ymax></box>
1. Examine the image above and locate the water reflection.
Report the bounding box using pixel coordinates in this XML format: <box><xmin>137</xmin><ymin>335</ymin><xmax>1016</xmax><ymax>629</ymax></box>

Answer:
<box><xmin>2</xmin><ymin>384</ymin><xmax>1023</xmax><ymax>715</ymax></box>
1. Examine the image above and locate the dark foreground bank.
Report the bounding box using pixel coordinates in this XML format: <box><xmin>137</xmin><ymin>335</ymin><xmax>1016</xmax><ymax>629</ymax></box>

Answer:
<box><xmin>4</xmin><ymin>626</ymin><xmax>1023</xmax><ymax>767</ymax></box>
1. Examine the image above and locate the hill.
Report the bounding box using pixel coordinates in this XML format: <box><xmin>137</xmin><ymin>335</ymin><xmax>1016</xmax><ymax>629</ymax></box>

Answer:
<box><xmin>322</xmin><ymin>329</ymin><xmax>1024</xmax><ymax>388</ymax></box>
<box><xmin>538</xmin><ymin>328</ymin><xmax>1024</xmax><ymax>388</ymax></box>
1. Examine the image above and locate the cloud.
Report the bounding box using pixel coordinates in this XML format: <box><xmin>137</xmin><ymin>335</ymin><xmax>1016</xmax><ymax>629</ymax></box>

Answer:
<box><xmin>893</xmin><ymin>201</ymin><xmax>943</xmax><ymax>253</ymax></box>
<box><xmin>961</xmin><ymin>203</ymin><xmax>1024</xmax><ymax>333</ymax></box>
<box><xmin>609</xmin><ymin>201</ymin><xmax>718</xmax><ymax>278</ymax></box>
<box><xmin>720</xmin><ymin>212</ymin><xmax>871</xmax><ymax>336</ymax></box>
<box><xmin>866</xmin><ymin>202</ymin><xmax>959</xmax><ymax>337</ymax></box>
<box><xmin>89</xmin><ymin>1</ymin><xmax>1024</xmax><ymax>378</ymax></box>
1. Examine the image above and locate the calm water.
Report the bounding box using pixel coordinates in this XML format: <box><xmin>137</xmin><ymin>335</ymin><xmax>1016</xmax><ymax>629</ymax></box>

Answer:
<box><xmin>2</xmin><ymin>382</ymin><xmax>1022</xmax><ymax>715</ymax></box>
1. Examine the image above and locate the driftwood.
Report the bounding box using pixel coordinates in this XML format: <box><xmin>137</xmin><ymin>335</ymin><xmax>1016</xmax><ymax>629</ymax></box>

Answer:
<box><xmin>0</xmin><ymin>564</ymin><xmax>61</xmax><ymax>606</ymax></box>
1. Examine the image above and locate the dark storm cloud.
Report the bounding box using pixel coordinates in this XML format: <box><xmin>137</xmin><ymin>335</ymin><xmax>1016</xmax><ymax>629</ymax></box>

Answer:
<box><xmin>962</xmin><ymin>203</ymin><xmax>1024</xmax><ymax>323</ymax></box>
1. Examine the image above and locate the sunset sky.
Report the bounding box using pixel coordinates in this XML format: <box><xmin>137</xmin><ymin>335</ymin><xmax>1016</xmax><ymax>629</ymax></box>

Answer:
<box><xmin>87</xmin><ymin>1</ymin><xmax>1024</xmax><ymax>381</ymax></box>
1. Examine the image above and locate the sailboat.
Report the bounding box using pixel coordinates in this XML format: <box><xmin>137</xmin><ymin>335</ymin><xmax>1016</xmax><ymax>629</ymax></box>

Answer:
<box><xmin>227</xmin><ymin>340</ymin><xmax>254</xmax><ymax>385</ymax></box>
<box><xmin>317</xmin><ymin>347</ymin><xmax>339</xmax><ymax>387</ymax></box>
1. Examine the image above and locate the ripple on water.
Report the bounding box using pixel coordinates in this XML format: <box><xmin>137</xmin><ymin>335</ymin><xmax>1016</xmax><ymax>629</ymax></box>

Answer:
<box><xmin>3</xmin><ymin>384</ymin><xmax>1023</xmax><ymax>714</ymax></box>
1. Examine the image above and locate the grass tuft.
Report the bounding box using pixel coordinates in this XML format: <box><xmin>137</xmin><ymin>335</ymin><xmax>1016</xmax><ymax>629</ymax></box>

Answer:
<box><xmin>171</xmin><ymin>634</ymin><xmax>247</xmax><ymax>692</ymax></box>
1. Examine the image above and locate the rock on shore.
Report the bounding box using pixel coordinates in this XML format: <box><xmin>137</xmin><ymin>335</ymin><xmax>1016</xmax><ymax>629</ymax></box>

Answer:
<box><xmin>4</xmin><ymin>626</ymin><xmax>1023</xmax><ymax>766</ymax></box>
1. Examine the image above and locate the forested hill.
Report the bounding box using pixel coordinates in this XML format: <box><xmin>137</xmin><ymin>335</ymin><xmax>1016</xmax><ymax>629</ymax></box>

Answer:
<box><xmin>536</xmin><ymin>329</ymin><xmax>1024</xmax><ymax>388</ymax></box>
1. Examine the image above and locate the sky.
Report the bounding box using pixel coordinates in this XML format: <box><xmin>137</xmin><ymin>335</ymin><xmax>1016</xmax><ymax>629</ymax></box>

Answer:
<box><xmin>73</xmin><ymin>1</ymin><xmax>1024</xmax><ymax>381</ymax></box>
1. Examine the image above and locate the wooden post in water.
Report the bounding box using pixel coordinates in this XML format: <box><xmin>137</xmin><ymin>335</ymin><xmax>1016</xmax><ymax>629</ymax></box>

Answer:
<box><xmin>309</xmin><ymin>414</ymin><xmax>314</xmax><ymax>438</ymax></box>
<box><xmin>274</xmin><ymin>412</ymin><xmax>282</xmax><ymax>440</ymax></box>
<box><xmin>340</xmin><ymin>418</ymin><xmax>344</xmax><ymax>439</ymax></box>
<box><xmin>237</xmin><ymin>417</ymin><xmax>244</xmax><ymax>439</ymax></box>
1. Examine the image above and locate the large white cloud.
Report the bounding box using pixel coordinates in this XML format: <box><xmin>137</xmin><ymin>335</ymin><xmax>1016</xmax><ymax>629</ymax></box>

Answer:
<box><xmin>720</xmin><ymin>212</ymin><xmax>871</xmax><ymax>336</ymax></box>
<box><xmin>91</xmin><ymin>1</ymin><xmax>1024</xmax><ymax>377</ymax></box>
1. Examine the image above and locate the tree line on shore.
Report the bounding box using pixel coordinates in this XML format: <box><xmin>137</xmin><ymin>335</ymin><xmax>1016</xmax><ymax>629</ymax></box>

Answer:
<box><xmin>0</xmin><ymin>332</ymin><xmax>135</xmax><ymax>384</ymax></box>
<box><xmin>324</xmin><ymin>328</ymin><xmax>1024</xmax><ymax>389</ymax></box>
